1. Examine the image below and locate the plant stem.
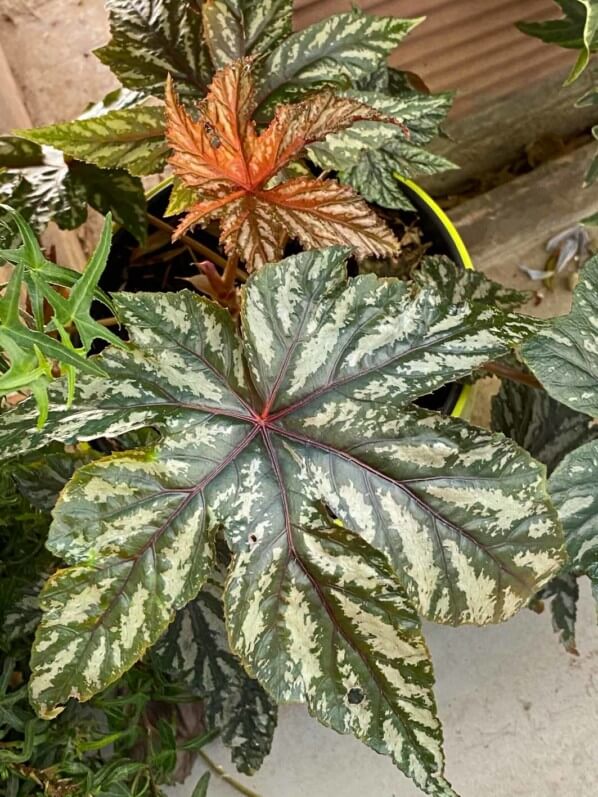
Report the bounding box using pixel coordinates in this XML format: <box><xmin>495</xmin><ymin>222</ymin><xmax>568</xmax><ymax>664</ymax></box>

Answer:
<box><xmin>197</xmin><ymin>750</ymin><xmax>263</xmax><ymax>797</ymax></box>
<box><xmin>147</xmin><ymin>213</ymin><xmax>227</xmax><ymax>269</ymax></box>
<box><xmin>481</xmin><ymin>361</ymin><xmax>542</xmax><ymax>390</ymax></box>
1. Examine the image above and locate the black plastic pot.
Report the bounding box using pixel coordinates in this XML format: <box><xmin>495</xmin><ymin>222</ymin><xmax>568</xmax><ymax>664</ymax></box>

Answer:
<box><xmin>102</xmin><ymin>178</ymin><xmax>474</xmax><ymax>417</ymax></box>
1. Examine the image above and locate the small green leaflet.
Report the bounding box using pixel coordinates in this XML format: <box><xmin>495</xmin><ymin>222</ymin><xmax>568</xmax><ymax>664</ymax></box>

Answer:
<box><xmin>154</xmin><ymin>561</ymin><xmax>277</xmax><ymax>774</ymax></box>
<box><xmin>254</xmin><ymin>11</ymin><xmax>421</xmax><ymax>113</ymax></box>
<box><xmin>522</xmin><ymin>254</ymin><xmax>598</xmax><ymax>416</ymax></box>
<box><xmin>16</xmin><ymin>107</ymin><xmax>168</xmax><ymax>178</ymax></box>
<box><xmin>95</xmin><ymin>0</ymin><xmax>213</xmax><ymax>99</ymax></box>
<box><xmin>202</xmin><ymin>0</ymin><xmax>292</xmax><ymax>70</ymax></box>
<box><xmin>0</xmin><ymin>249</ymin><xmax>563</xmax><ymax>796</ymax></box>
<box><xmin>549</xmin><ymin>440</ymin><xmax>598</xmax><ymax>610</ymax></box>
<box><xmin>518</xmin><ymin>0</ymin><xmax>598</xmax><ymax>83</ymax></box>
<box><xmin>0</xmin><ymin>210</ymin><xmax>123</xmax><ymax>425</ymax></box>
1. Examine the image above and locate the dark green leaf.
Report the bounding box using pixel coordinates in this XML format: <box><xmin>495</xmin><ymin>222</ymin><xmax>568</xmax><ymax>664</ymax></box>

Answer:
<box><xmin>155</xmin><ymin>561</ymin><xmax>277</xmax><ymax>774</ymax></box>
<box><xmin>537</xmin><ymin>571</ymin><xmax>580</xmax><ymax>654</ymax></box>
<box><xmin>202</xmin><ymin>0</ymin><xmax>292</xmax><ymax>69</ymax></box>
<box><xmin>522</xmin><ymin>254</ymin><xmax>598</xmax><ymax>416</ymax></box>
<box><xmin>95</xmin><ymin>0</ymin><xmax>213</xmax><ymax>99</ymax></box>
<box><xmin>491</xmin><ymin>376</ymin><xmax>596</xmax><ymax>473</ymax></box>
<box><xmin>68</xmin><ymin>161</ymin><xmax>147</xmax><ymax>243</ymax></box>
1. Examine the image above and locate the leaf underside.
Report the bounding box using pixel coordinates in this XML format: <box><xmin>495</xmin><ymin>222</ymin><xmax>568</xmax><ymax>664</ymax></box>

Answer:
<box><xmin>0</xmin><ymin>249</ymin><xmax>563</xmax><ymax>795</ymax></box>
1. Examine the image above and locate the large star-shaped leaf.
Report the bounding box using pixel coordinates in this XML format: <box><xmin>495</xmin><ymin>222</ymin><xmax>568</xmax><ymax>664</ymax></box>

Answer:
<box><xmin>166</xmin><ymin>59</ymin><xmax>402</xmax><ymax>269</ymax></box>
<box><xmin>0</xmin><ymin>249</ymin><xmax>564</xmax><ymax>795</ymax></box>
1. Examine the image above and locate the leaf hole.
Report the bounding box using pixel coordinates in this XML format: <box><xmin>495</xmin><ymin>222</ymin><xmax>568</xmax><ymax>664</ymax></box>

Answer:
<box><xmin>347</xmin><ymin>688</ymin><xmax>364</xmax><ymax>705</ymax></box>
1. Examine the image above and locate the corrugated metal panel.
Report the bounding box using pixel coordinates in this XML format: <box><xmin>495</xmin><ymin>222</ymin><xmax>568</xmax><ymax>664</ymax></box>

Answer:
<box><xmin>294</xmin><ymin>0</ymin><xmax>572</xmax><ymax>115</ymax></box>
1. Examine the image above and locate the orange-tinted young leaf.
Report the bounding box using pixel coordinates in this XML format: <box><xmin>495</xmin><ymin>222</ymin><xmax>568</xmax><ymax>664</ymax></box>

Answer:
<box><xmin>166</xmin><ymin>59</ymin><xmax>403</xmax><ymax>270</ymax></box>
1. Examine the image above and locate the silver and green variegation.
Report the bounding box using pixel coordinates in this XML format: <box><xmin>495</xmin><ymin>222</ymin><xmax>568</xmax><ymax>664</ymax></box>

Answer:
<box><xmin>308</xmin><ymin>89</ymin><xmax>455</xmax><ymax>210</ymax></box>
<box><xmin>202</xmin><ymin>0</ymin><xmax>292</xmax><ymax>70</ymax></box>
<box><xmin>491</xmin><ymin>375</ymin><xmax>598</xmax><ymax>651</ymax></box>
<box><xmin>522</xmin><ymin>254</ymin><xmax>598</xmax><ymax>625</ymax></box>
<box><xmin>549</xmin><ymin>440</ymin><xmax>598</xmax><ymax>613</ymax></box>
<box><xmin>522</xmin><ymin>255</ymin><xmax>598</xmax><ymax>417</ymax></box>
<box><xmin>95</xmin><ymin>0</ymin><xmax>213</xmax><ymax>99</ymax></box>
<box><xmin>0</xmin><ymin>248</ymin><xmax>565</xmax><ymax>796</ymax></box>
<box><xmin>154</xmin><ymin>560</ymin><xmax>277</xmax><ymax>774</ymax></box>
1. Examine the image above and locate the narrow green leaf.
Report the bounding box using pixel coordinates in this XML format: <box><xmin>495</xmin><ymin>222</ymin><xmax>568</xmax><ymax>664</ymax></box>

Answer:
<box><xmin>68</xmin><ymin>162</ymin><xmax>148</xmax><ymax>243</ymax></box>
<box><xmin>202</xmin><ymin>0</ymin><xmax>292</xmax><ymax>69</ymax></box>
<box><xmin>191</xmin><ymin>772</ymin><xmax>211</xmax><ymax>797</ymax></box>
<box><xmin>16</xmin><ymin>107</ymin><xmax>168</xmax><ymax>177</ymax></box>
<box><xmin>95</xmin><ymin>0</ymin><xmax>213</xmax><ymax>99</ymax></box>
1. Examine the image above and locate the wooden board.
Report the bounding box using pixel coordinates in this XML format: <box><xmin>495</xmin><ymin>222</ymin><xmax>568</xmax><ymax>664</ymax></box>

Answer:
<box><xmin>449</xmin><ymin>142</ymin><xmax>598</xmax><ymax>321</ymax></box>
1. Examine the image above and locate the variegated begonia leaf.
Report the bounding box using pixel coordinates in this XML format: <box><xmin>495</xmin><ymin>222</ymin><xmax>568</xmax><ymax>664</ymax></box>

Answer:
<box><xmin>518</xmin><ymin>0</ymin><xmax>598</xmax><ymax>84</ymax></box>
<box><xmin>522</xmin><ymin>255</ymin><xmax>598</xmax><ymax>416</ymax></box>
<box><xmin>415</xmin><ymin>257</ymin><xmax>529</xmax><ymax>313</ymax></box>
<box><xmin>202</xmin><ymin>0</ymin><xmax>292</xmax><ymax>70</ymax></box>
<box><xmin>491</xmin><ymin>375</ymin><xmax>597</xmax><ymax>474</ymax></box>
<box><xmin>154</xmin><ymin>558</ymin><xmax>277</xmax><ymax>774</ymax></box>
<box><xmin>491</xmin><ymin>376</ymin><xmax>598</xmax><ymax>652</ymax></box>
<box><xmin>0</xmin><ymin>138</ymin><xmax>87</xmax><ymax>245</ymax></box>
<box><xmin>0</xmin><ymin>248</ymin><xmax>564</xmax><ymax>794</ymax></box>
<box><xmin>549</xmin><ymin>440</ymin><xmax>598</xmax><ymax>612</ymax></box>
<box><xmin>95</xmin><ymin>0</ymin><xmax>213</xmax><ymax>99</ymax></box>
<box><xmin>307</xmin><ymin>89</ymin><xmax>454</xmax><ymax>210</ymax></box>
<box><xmin>254</xmin><ymin>11</ymin><xmax>421</xmax><ymax>113</ymax></box>
<box><xmin>16</xmin><ymin>107</ymin><xmax>169</xmax><ymax>178</ymax></box>
<box><xmin>0</xmin><ymin>137</ymin><xmax>147</xmax><ymax>242</ymax></box>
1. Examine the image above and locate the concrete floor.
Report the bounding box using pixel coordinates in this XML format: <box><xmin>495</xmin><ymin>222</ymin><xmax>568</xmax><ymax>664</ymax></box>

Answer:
<box><xmin>1</xmin><ymin>2</ymin><xmax>597</xmax><ymax>795</ymax></box>
<box><xmin>170</xmin><ymin>582</ymin><xmax>598</xmax><ymax>797</ymax></box>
